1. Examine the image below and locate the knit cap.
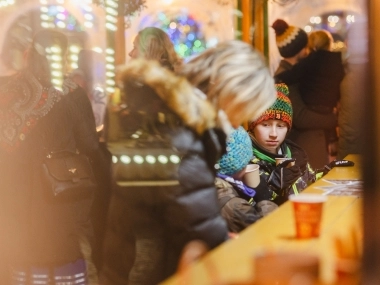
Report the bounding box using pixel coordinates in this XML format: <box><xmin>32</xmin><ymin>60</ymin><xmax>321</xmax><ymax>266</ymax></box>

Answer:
<box><xmin>248</xmin><ymin>83</ymin><xmax>292</xmax><ymax>131</ymax></box>
<box><xmin>272</xmin><ymin>19</ymin><xmax>308</xmax><ymax>58</ymax></box>
<box><xmin>217</xmin><ymin>126</ymin><xmax>252</xmax><ymax>176</ymax></box>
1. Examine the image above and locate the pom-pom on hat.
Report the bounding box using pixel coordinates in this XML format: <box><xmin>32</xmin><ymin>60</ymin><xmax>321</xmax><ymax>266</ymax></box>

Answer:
<box><xmin>272</xmin><ymin>19</ymin><xmax>308</xmax><ymax>58</ymax></box>
<box><xmin>217</xmin><ymin>126</ymin><xmax>252</xmax><ymax>176</ymax></box>
<box><xmin>248</xmin><ymin>83</ymin><xmax>293</xmax><ymax>132</ymax></box>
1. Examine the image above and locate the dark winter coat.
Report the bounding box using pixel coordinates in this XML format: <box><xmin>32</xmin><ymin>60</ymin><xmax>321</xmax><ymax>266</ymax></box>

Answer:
<box><xmin>101</xmin><ymin>60</ymin><xmax>229</xmax><ymax>285</ymax></box>
<box><xmin>275</xmin><ymin>60</ymin><xmax>337</xmax><ymax>169</ymax></box>
<box><xmin>275</xmin><ymin>50</ymin><xmax>345</xmax><ymax>111</ymax></box>
<box><xmin>0</xmin><ymin>72</ymin><xmax>99</xmax><ymax>267</ymax></box>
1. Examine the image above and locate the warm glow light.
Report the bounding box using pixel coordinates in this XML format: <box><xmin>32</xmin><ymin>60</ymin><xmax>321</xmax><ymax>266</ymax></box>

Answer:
<box><xmin>133</xmin><ymin>155</ymin><xmax>144</xmax><ymax>164</ymax></box>
<box><xmin>304</xmin><ymin>25</ymin><xmax>313</xmax><ymax>33</ymax></box>
<box><xmin>158</xmin><ymin>155</ymin><xmax>168</xmax><ymax>164</ymax></box>
<box><xmin>84</xmin><ymin>22</ymin><xmax>93</xmax><ymax>28</ymax></box>
<box><xmin>70</xmin><ymin>46</ymin><xmax>80</xmax><ymax>53</ymax></box>
<box><xmin>92</xmin><ymin>47</ymin><xmax>103</xmax><ymax>53</ymax></box>
<box><xmin>146</xmin><ymin>155</ymin><xmax>156</xmax><ymax>164</ymax></box>
<box><xmin>120</xmin><ymin>155</ymin><xmax>131</xmax><ymax>164</ymax></box>
<box><xmin>170</xmin><ymin>155</ymin><xmax>180</xmax><ymax>164</ymax></box>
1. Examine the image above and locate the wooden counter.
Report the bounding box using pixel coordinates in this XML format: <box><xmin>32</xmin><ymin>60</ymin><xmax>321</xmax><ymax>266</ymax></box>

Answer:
<box><xmin>162</xmin><ymin>155</ymin><xmax>362</xmax><ymax>285</ymax></box>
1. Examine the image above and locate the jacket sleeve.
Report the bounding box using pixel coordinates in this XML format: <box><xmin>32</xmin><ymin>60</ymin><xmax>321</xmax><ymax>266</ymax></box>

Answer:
<box><xmin>67</xmin><ymin>87</ymin><xmax>99</xmax><ymax>156</ymax></box>
<box><xmin>163</xmin><ymin>130</ymin><xmax>229</xmax><ymax>250</ymax></box>
<box><xmin>216</xmin><ymin>178</ymin><xmax>262</xmax><ymax>233</ymax></box>
<box><xmin>274</xmin><ymin>54</ymin><xmax>315</xmax><ymax>85</ymax></box>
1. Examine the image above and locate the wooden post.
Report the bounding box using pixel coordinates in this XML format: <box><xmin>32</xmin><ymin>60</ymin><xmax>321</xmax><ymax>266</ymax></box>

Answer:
<box><xmin>114</xmin><ymin>14</ymin><xmax>126</xmax><ymax>65</ymax></box>
<box><xmin>242</xmin><ymin>0</ymin><xmax>251</xmax><ymax>43</ymax></box>
<box><xmin>253</xmin><ymin>0</ymin><xmax>268</xmax><ymax>58</ymax></box>
<box><xmin>363</xmin><ymin>0</ymin><xmax>380</xmax><ymax>283</ymax></box>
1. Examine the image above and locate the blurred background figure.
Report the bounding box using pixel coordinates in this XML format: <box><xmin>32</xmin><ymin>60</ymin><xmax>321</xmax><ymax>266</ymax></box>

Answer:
<box><xmin>275</xmin><ymin>29</ymin><xmax>345</xmax><ymax>163</ymax></box>
<box><xmin>337</xmin><ymin>19</ymin><xmax>366</xmax><ymax>159</ymax></box>
<box><xmin>69</xmin><ymin>49</ymin><xmax>113</xmax><ymax>273</ymax></box>
<box><xmin>0</xmin><ymin>30</ymin><xmax>99</xmax><ymax>284</ymax></box>
<box><xmin>100</xmin><ymin>26</ymin><xmax>277</xmax><ymax>285</ymax></box>
<box><xmin>70</xmin><ymin>49</ymin><xmax>107</xmax><ymax>140</ymax></box>
<box><xmin>272</xmin><ymin>19</ymin><xmax>338</xmax><ymax>169</ymax></box>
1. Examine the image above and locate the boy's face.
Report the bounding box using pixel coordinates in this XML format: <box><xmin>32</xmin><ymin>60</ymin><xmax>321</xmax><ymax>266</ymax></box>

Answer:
<box><xmin>253</xmin><ymin>119</ymin><xmax>288</xmax><ymax>154</ymax></box>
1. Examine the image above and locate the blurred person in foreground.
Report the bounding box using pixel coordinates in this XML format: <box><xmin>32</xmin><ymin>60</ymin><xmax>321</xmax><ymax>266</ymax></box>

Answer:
<box><xmin>272</xmin><ymin>19</ymin><xmax>338</xmax><ymax>169</ymax></box>
<box><xmin>100</xmin><ymin>27</ymin><xmax>277</xmax><ymax>285</ymax></box>
<box><xmin>0</xmin><ymin>30</ymin><xmax>99</xmax><ymax>284</ymax></box>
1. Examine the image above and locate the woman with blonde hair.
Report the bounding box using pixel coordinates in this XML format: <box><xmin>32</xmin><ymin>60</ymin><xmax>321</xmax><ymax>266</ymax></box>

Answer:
<box><xmin>308</xmin><ymin>29</ymin><xmax>334</xmax><ymax>51</ymax></box>
<box><xmin>180</xmin><ymin>40</ymin><xmax>277</xmax><ymax>129</ymax></box>
<box><xmin>101</xmin><ymin>36</ymin><xmax>276</xmax><ymax>285</ymax></box>
<box><xmin>129</xmin><ymin>26</ymin><xmax>182</xmax><ymax>72</ymax></box>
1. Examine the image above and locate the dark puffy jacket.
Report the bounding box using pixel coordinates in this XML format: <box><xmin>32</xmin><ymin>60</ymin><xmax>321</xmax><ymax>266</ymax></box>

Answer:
<box><xmin>101</xmin><ymin>60</ymin><xmax>229</xmax><ymax>285</ymax></box>
<box><xmin>0</xmin><ymin>73</ymin><xmax>99</xmax><ymax>267</ymax></box>
<box><xmin>251</xmin><ymin>139</ymin><xmax>317</xmax><ymax>205</ymax></box>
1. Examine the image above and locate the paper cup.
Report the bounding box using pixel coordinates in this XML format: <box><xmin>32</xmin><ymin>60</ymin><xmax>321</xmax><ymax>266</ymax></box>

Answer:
<box><xmin>243</xmin><ymin>164</ymin><xmax>260</xmax><ymax>188</ymax></box>
<box><xmin>289</xmin><ymin>194</ymin><xmax>327</xmax><ymax>239</ymax></box>
<box><xmin>275</xmin><ymin>157</ymin><xmax>295</xmax><ymax>167</ymax></box>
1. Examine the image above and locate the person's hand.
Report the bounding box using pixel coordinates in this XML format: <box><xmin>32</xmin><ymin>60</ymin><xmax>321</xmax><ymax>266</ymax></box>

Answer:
<box><xmin>255</xmin><ymin>160</ymin><xmax>275</xmax><ymax>174</ymax></box>
<box><xmin>228</xmin><ymin>232</ymin><xmax>239</xmax><ymax>239</ymax></box>
<box><xmin>328</xmin><ymin>141</ymin><xmax>338</xmax><ymax>156</ymax></box>
<box><xmin>267</xmin><ymin>160</ymin><xmax>302</xmax><ymax>197</ymax></box>
<box><xmin>62</xmin><ymin>77</ymin><xmax>78</xmax><ymax>94</ymax></box>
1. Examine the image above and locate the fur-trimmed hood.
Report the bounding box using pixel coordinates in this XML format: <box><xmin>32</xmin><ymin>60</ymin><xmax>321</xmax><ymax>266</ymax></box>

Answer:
<box><xmin>120</xmin><ymin>59</ymin><xmax>217</xmax><ymax>135</ymax></box>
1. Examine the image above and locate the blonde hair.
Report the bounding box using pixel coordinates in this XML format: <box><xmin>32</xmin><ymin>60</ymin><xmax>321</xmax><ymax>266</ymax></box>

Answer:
<box><xmin>308</xmin><ymin>30</ymin><xmax>333</xmax><ymax>51</ymax></box>
<box><xmin>137</xmin><ymin>27</ymin><xmax>182</xmax><ymax>72</ymax></box>
<box><xmin>179</xmin><ymin>40</ymin><xmax>276</xmax><ymax>124</ymax></box>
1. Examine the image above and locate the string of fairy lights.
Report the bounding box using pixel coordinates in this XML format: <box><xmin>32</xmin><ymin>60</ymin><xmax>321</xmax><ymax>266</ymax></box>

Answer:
<box><xmin>304</xmin><ymin>12</ymin><xmax>356</xmax><ymax>51</ymax></box>
<box><xmin>2</xmin><ymin>1</ymin><xmax>357</xmax><ymax>92</ymax></box>
<box><xmin>104</xmin><ymin>0</ymin><xmax>118</xmax><ymax>94</ymax></box>
<box><xmin>0</xmin><ymin>0</ymin><xmax>15</xmax><ymax>7</ymax></box>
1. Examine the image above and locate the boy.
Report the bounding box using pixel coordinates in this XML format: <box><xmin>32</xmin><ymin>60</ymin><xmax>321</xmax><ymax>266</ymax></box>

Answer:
<box><xmin>248</xmin><ymin>83</ymin><xmax>318</xmax><ymax>205</ymax></box>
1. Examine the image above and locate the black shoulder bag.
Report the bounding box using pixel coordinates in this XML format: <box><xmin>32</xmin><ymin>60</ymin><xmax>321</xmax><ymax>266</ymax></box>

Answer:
<box><xmin>41</xmin><ymin>150</ymin><xmax>97</xmax><ymax>198</ymax></box>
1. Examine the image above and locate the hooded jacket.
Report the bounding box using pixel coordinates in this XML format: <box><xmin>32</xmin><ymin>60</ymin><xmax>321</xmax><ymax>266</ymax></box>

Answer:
<box><xmin>101</xmin><ymin>60</ymin><xmax>229</xmax><ymax>285</ymax></box>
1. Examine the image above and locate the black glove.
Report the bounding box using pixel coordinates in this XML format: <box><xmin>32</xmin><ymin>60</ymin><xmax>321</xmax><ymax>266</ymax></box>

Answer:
<box><xmin>255</xmin><ymin>160</ymin><xmax>275</xmax><ymax>174</ymax></box>
<box><xmin>267</xmin><ymin>160</ymin><xmax>302</xmax><ymax>197</ymax></box>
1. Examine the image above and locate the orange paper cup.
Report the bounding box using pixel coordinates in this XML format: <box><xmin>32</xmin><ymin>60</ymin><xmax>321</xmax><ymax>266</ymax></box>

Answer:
<box><xmin>289</xmin><ymin>194</ymin><xmax>327</xmax><ymax>239</ymax></box>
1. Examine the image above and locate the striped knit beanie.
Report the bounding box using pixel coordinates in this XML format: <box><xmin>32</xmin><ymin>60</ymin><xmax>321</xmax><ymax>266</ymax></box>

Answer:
<box><xmin>248</xmin><ymin>83</ymin><xmax>292</xmax><ymax>131</ymax></box>
<box><xmin>217</xmin><ymin>126</ymin><xmax>252</xmax><ymax>176</ymax></box>
<box><xmin>272</xmin><ymin>19</ymin><xmax>308</xmax><ymax>58</ymax></box>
